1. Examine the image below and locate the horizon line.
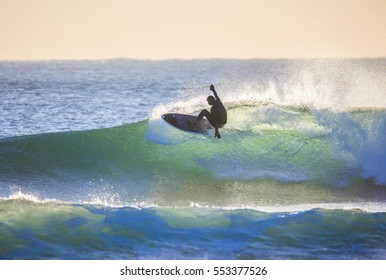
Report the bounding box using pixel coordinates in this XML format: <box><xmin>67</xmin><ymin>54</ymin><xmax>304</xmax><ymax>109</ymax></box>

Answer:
<box><xmin>1</xmin><ymin>56</ymin><xmax>385</xmax><ymax>63</ymax></box>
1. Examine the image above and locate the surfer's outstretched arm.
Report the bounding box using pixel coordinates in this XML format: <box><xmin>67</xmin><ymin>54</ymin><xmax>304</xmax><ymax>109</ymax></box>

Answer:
<box><xmin>210</xmin><ymin>84</ymin><xmax>219</xmax><ymax>100</ymax></box>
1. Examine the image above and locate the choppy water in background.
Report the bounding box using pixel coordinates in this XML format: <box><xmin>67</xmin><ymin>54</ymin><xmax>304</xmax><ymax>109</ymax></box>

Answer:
<box><xmin>0</xmin><ymin>59</ymin><xmax>385</xmax><ymax>259</ymax></box>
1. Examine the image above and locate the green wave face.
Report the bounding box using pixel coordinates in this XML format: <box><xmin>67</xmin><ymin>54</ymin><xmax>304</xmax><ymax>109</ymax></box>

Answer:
<box><xmin>1</xmin><ymin>104</ymin><xmax>385</xmax><ymax>207</ymax></box>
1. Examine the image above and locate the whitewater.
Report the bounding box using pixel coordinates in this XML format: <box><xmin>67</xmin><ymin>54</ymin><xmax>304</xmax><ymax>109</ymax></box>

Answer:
<box><xmin>0</xmin><ymin>59</ymin><xmax>385</xmax><ymax>259</ymax></box>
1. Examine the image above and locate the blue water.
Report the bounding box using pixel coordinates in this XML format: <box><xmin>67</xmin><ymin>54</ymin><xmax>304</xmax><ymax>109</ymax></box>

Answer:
<box><xmin>1</xmin><ymin>59</ymin><xmax>386</xmax><ymax>259</ymax></box>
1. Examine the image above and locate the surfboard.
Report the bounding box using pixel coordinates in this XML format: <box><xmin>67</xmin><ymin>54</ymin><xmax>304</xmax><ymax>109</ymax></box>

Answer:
<box><xmin>161</xmin><ymin>113</ymin><xmax>212</xmax><ymax>134</ymax></box>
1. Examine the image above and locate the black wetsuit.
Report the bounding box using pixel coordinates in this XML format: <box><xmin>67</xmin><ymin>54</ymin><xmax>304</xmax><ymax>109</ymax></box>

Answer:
<box><xmin>197</xmin><ymin>98</ymin><xmax>227</xmax><ymax>128</ymax></box>
<box><xmin>197</xmin><ymin>89</ymin><xmax>227</xmax><ymax>137</ymax></box>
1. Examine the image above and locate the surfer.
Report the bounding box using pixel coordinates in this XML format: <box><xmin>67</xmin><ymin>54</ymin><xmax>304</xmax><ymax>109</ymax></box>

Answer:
<box><xmin>193</xmin><ymin>85</ymin><xmax>227</xmax><ymax>138</ymax></box>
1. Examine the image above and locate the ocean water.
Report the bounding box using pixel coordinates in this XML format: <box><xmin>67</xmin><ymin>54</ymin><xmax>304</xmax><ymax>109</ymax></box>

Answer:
<box><xmin>0</xmin><ymin>59</ymin><xmax>385</xmax><ymax>259</ymax></box>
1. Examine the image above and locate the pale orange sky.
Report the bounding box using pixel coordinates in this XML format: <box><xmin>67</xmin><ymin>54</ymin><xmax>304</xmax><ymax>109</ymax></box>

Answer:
<box><xmin>1</xmin><ymin>0</ymin><xmax>385</xmax><ymax>60</ymax></box>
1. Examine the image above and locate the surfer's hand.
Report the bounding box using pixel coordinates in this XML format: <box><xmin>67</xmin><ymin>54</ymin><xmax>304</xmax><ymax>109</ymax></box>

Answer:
<box><xmin>210</xmin><ymin>85</ymin><xmax>215</xmax><ymax>92</ymax></box>
<box><xmin>215</xmin><ymin>131</ymin><xmax>221</xmax><ymax>139</ymax></box>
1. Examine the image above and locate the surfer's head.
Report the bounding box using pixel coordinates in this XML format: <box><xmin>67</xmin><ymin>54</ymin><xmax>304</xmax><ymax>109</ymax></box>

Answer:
<box><xmin>207</xmin><ymin>95</ymin><xmax>215</xmax><ymax>105</ymax></box>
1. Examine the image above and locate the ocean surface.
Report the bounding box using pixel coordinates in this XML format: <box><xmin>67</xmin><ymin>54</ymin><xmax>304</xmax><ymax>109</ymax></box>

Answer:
<box><xmin>0</xmin><ymin>59</ymin><xmax>385</xmax><ymax>260</ymax></box>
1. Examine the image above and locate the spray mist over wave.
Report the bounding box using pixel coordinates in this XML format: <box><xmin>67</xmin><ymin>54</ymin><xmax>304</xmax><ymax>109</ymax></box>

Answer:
<box><xmin>151</xmin><ymin>59</ymin><xmax>386</xmax><ymax>120</ymax></box>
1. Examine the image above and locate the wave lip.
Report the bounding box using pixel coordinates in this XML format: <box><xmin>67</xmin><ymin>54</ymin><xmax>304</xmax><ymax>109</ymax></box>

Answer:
<box><xmin>2</xmin><ymin>189</ymin><xmax>386</xmax><ymax>215</ymax></box>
